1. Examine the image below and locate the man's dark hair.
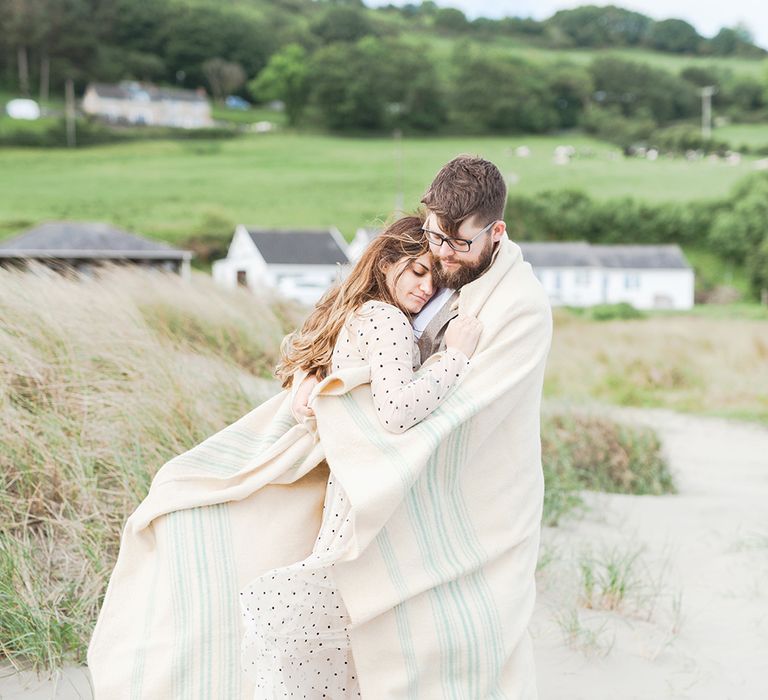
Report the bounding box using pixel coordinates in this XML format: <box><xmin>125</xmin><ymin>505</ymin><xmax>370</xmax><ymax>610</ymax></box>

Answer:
<box><xmin>420</xmin><ymin>155</ymin><xmax>507</xmax><ymax>236</ymax></box>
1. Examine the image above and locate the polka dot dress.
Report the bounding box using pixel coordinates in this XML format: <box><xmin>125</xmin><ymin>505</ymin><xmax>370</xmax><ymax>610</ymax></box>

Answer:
<box><xmin>240</xmin><ymin>300</ymin><xmax>470</xmax><ymax>698</ymax></box>
<box><xmin>240</xmin><ymin>475</ymin><xmax>359</xmax><ymax>698</ymax></box>
<box><xmin>347</xmin><ymin>301</ymin><xmax>470</xmax><ymax>434</ymax></box>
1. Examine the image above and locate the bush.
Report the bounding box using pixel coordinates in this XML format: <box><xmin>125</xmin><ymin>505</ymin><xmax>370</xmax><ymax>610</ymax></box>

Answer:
<box><xmin>541</xmin><ymin>411</ymin><xmax>674</xmax><ymax>525</ymax></box>
<box><xmin>648</xmin><ymin>124</ymin><xmax>730</xmax><ymax>155</ymax></box>
<box><xmin>589</xmin><ymin>303</ymin><xmax>645</xmax><ymax>321</ymax></box>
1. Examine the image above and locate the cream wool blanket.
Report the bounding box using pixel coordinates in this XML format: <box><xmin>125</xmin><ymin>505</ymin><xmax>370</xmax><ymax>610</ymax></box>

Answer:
<box><xmin>87</xmin><ymin>236</ymin><xmax>552</xmax><ymax>699</ymax></box>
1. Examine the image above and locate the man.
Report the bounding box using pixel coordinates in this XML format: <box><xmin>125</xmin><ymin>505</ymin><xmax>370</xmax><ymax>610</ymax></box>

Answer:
<box><xmin>411</xmin><ymin>154</ymin><xmax>508</xmax><ymax>361</ymax></box>
<box><xmin>302</xmin><ymin>154</ymin><xmax>552</xmax><ymax>698</ymax></box>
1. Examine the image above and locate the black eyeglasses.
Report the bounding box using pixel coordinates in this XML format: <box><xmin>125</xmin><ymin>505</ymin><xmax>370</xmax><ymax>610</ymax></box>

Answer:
<box><xmin>422</xmin><ymin>220</ymin><xmax>497</xmax><ymax>253</ymax></box>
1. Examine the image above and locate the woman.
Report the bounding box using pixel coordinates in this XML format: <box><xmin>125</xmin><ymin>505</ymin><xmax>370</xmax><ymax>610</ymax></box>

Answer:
<box><xmin>239</xmin><ymin>215</ymin><xmax>482</xmax><ymax>698</ymax></box>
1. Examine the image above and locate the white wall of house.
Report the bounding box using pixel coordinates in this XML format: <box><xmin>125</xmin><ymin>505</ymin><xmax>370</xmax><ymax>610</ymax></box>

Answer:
<box><xmin>82</xmin><ymin>87</ymin><xmax>212</xmax><ymax>128</ymax></box>
<box><xmin>213</xmin><ymin>226</ymin><xmax>348</xmax><ymax>305</ymax></box>
<box><xmin>534</xmin><ymin>267</ymin><xmax>604</xmax><ymax>307</ymax></box>
<box><xmin>533</xmin><ymin>265</ymin><xmax>694</xmax><ymax>309</ymax></box>
<box><xmin>600</xmin><ymin>268</ymin><xmax>694</xmax><ymax>310</ymax></box>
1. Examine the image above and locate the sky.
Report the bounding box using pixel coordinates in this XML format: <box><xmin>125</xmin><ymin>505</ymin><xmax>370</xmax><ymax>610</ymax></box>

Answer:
<box><xmin>367</xmin><ymin>1</ymin><xmax>768</xmax><ymax>49</ymax></box>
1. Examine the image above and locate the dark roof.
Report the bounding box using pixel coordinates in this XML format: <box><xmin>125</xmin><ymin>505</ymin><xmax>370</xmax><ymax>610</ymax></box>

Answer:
<box><xmin>591</xmin><ymin>244</ymin><xmax>691</xmax><ymax>269</ymax></box>
<box><xmin>246</xmin><ymin>228</ymin><xmax>349</xmax><ymax>265</ymax></box>
<box><xmin>519</xmin><ymin>241</ymin><xmax>599</xmax><ymax>268</ymax></box>
<box><xmin>89</xmin><ymin>82</ymin><xmax>207</xmax><ymax>104</ymax></box>
<box><xmin>518</xmin><ymin>241</ymin><xmax>690</xmax><ymax>269</ymax></box>
<box><xmin>0</xmin><ymin>221</ymin><xmax>191</xmax><ymax>260</ymax></box>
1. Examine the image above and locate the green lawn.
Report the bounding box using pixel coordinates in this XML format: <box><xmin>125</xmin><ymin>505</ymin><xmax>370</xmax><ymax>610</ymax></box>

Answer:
<box><xmin>714</xmin><ymin>123</ymin><xmax>768</xmax><ymax>150</ymax></box>
<box><xmin>211</xmin><ymin>103</ymin><xmax>287</xmax><ymax>127</ymax></box>
<box><xmin>421</xmin><ymin>34</ymin><xmax>768</xmax><ymax>79</ymax></box>
<box><xmin>0</xmin><ymin>132</ymin><xmax>761</xmax><ymax>244</ymax></box>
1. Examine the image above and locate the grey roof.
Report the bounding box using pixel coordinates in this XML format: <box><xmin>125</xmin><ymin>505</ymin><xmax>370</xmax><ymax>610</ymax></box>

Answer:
<box><xmin>518</xmin><ymin>241</ymin><xmax>599</xmax><ymax>268</ymax></box>
<box><xmin>246</xmin><ymin>228</ymin><xmax>349</xmax><ymax>266</ymax></box>
<box><xmin>518</xmin><ymin>241</ymin><xmax>690</xmax><ymax>270</ymax></box>
<box><xmin>0</xmin><ymin>221</ymin><xmax>191</xmax><ymax>260</ymax></box>
<box><xmin>89</xmin><ymin>82</ymin><xmax>207</xmax><ymax>103</ymax></box>
<box><xmin>590</xmin><ymin>244</ymin><xmax>691</xmax><ymax>269</ymax></box>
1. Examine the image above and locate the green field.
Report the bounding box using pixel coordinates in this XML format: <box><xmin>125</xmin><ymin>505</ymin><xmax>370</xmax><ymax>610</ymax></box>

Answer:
<box><xmin>421</xmin><ymin>34</ymin><xmax>768</xmax><ymax>79</ymax></box>
<box><xmin>0</xmin><ymin>132</ymin><xmax>761</xmax><ymax>244</ymax></box>
<box><xmin>714</xmin><ymin>123</ymin><xmax>768</xmax><ymax>150</ymax></box>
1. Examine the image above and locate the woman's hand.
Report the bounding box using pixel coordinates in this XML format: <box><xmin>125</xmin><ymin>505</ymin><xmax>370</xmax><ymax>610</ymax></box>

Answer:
<box><xmin>444</xmin><ymin>315</ymin><xmax>482</xmax><ymax>358</ymax></box>
<box><xmin>291</xmin><ymin>373</ymin><xmax>319</xmax><ymax>421</ymax></box>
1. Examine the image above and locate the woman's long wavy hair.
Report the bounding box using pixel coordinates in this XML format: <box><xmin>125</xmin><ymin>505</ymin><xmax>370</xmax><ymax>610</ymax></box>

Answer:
<box><xmin>275</xmin><ymin>214</ymin><xmax>429</xmax><ymax>387</ymax></box>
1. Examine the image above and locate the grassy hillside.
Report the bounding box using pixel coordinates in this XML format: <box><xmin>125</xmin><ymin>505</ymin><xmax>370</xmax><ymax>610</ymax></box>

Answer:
<box><xmin>420</xmin><ymin>33</ymin><xmax>768</xmax><ymax>80</ymax></box>
<box><xmin>0</xmin><ymin>132</ymin><xmax>762</xmax><ymax>244</ymax></box>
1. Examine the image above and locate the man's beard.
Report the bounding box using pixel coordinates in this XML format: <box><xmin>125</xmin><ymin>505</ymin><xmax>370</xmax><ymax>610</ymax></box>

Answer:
<box><xmin>432</xmin><ymin>239</ymin><xmax>495</xmax><ymax>290</ymax></box>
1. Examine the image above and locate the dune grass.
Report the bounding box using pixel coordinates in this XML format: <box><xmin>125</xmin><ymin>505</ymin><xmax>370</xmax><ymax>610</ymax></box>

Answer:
<box><xmin>546</xmin><ymin>308</ymin><xmax>768</xmax><ymax>424</ymax></box>
<box><xmin>0</xmin><ymin>264</ymin><xmax>302</xmax><ymax>671</ymax></box>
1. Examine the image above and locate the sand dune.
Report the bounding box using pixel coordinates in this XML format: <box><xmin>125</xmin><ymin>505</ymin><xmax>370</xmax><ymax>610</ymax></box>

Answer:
<box><xmin>2</xmin><ymin>408</ymin><xmax>766</xmax><ymax>699</ymax></box>
<box><xmin>534</xmin><ymin>408</ymin><xmax>768</xmax><ymax>700</ymax></box>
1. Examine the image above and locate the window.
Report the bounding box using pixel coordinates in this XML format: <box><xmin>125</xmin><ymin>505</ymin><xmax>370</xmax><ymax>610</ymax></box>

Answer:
<box><xmin>574</xmin><ymin>270</ymin><xmax>590</xmax><ymax>286</ymax></box>
<box><xmin>624</xmin><ymin>273</ymin><xmax>640</xmax><ymax>289</ymax></box>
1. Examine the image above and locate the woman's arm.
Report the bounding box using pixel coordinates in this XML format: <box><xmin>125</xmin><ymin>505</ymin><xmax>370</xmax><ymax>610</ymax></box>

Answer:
<box><xmin>354</xmin><ymin>302</ymin><xmax>471</xmax><ymax>434</ymax></box>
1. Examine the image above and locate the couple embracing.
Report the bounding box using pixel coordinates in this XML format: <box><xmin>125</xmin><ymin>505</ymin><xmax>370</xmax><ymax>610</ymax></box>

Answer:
<box><xmin>88</xmin><ymin>156</ymin><xmax>553</xmax><ymax>699</ymax></box>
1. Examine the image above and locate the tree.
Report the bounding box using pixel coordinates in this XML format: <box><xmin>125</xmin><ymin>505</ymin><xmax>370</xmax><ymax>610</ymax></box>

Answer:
<box><xmin>161</xmin><ymin>6</ymin><xmax>273</xmax><ymax>87</ymax></box>
<box><xmin>709</xmin><ymin>175</ymin><xmax>768</xmax><ymax>263</ymax></box>
<box><xmin>545</xmin><ymin>5</ymin><xmax>652</xmax><ymax>48</ymax></box>
<box><xmin>546</xmin><ymin>62</ymin><xmax>593</xmax><ymax>128</ymax></box>
<box><xmin>647</xmin><ymin>18</ymin><xmax>700</xmax><ymax>54</ymax></box>
<box><xmin>311</xmin><ymin>6</ymin><xmax>373</xmax><ymax>44</ymax></box>
<box><xmin>451</xmin><ymin>54</ymin><xmax>558</xmax><ymax>133</ymax></box>
<box><xmin>203</xmin><ymin>58</ymin><xmax>246</xmax><ymax>102</ymax></box>
<box><xmin>589</xmin><ymin>57</ymin><xmax>698</xmax><ymax>124</ymax></box>
<box><xmin>433</xmin><ymin>7</ymin><xmax>469</xmax><ymax>34</ymax></box>
<box><xmin>306</xmin><ymin>36</ymin><xmax>446</xmax><ymax>132</ymax></box>
<box><xmin>3</xmin><ymin>0</ymin><xmax>47</xmax><ymax>95</ymax></box>
<box><xmin>309</xmin><ymin>42</ymin><xmax>385</xmax><ymax>130</ymax></box>
<box><xmin>249</xmin><ymin>44</ymin><xmax>309</xmax><ymax>126</ymax></box>
<box><xmin>358</xmin><ymin>37</ymin><xmax>447</xmax><ymax>131</ymax></box>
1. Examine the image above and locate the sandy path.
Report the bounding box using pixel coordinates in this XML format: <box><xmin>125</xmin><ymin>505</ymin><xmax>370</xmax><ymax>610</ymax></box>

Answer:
<box><xmin>533</xmin><ymin>407</ymin><xmax>768</xmax><ymax>699</ymax></box>
<box><xmin>2</xmin><ymin>408</ymin><xmax>766</xmax><ymax>698</ymax></box>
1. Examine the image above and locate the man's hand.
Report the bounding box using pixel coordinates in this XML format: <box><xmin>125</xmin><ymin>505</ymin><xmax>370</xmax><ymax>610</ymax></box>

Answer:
<box><xmin>291</xmin><ymin>373</ymin><xmax>319</xmax><ymax>421</ymax></box>
<box><xmin>444</xmin><ymin>315</ymin><xmax>482</xmax><ymax>358</ymax></box>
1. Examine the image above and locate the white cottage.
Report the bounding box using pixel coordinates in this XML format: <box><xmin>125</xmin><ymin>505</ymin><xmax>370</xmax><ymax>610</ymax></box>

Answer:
<box><xmin>82</xmin><ymin>82</ymin><xmax>213</xmax><ymax>129</ymax></box>
<box><xmin>348</xmin><ymin>227</ymin><xmax>381</xmax><ymax>261</ymax></box>
<box><xmin>520</xmin><ymin>241</ymin><xmax>694</xmax><ymax>310</ymax></box>
<box><xmin>212</xmin><ymin>226</ymin><xmax>350</xmax><ymax>305</ymax></box>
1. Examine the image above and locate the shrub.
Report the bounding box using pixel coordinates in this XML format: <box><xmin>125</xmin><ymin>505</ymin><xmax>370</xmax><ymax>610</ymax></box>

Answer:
<box><xmin>588</xmin><ymin>303</ymin><xmax>646</xmax><ymax>321</ymax></box>
<box><xmin>541</xmin><ymin>411</ymin><xmax>674</xmax><ymax>525</ymax></box>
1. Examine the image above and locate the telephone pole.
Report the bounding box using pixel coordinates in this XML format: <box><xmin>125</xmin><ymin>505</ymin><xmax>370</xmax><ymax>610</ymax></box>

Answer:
<box><xmin>65</xmin><ymin>79</ymin><xmax>76</xmax><ymax>147</ymax></box>
<box><xmin>700</xmin><ymin>86</ymin><xmax>715</xmax><ymax>139</ymax></box>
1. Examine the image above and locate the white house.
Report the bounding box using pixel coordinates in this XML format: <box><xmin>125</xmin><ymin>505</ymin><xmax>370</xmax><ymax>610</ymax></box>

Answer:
<box><xmin>520</xmin><ymin>241</ymin><xmax>694</xmax><ymax>310</ymax></box>
<box><xmin>82</xmin><ymin>82</ymin><xmax>213</xmax><ymax>129</ymax></box>
<box><xmin>212</xmin><ymin>226</ymin><xmax>350</xmax><ymax>305</ymax></box>
<box><xmin>348</xmin><ymin>227</ymin><xmax>381</xmax><ymax>261</ymax></box>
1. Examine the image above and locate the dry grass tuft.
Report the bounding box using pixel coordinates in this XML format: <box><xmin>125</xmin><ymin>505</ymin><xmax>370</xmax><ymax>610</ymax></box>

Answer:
<box><xmin>541</xmin><ymin>410</ymin><xmax>674</xmax><ymax>526</ymax></box>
